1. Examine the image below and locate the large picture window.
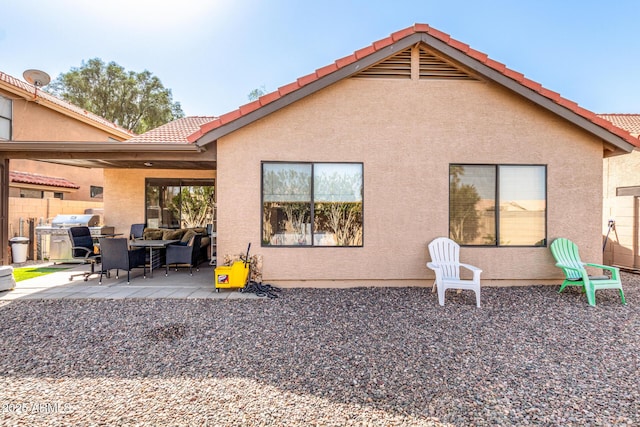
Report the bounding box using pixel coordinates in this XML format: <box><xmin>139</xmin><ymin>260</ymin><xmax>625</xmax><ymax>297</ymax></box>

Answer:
<box><xmin>145</xmin><ymin>178</ymin><xmax>215</xmax><ymax>229</ymax></box>
<box><xmin>449</xmin><ymin>164</ymin><xmax>546</xmax><ymax>246</ymax></box>
<box><xmin>262</xmin><ymin>162</ymin><xmax>363</xmax><ymax>247</ymax></box>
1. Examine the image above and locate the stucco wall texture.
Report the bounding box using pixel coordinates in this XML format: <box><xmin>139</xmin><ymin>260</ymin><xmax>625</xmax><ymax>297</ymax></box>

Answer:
<box><xmin>215</xmin><ymin>77</ymin><xmax>605</xmax><ymax>287</ymax></box>
<box><xmin>6</xmin><ymin>92</ymin><xmax>118</xmax><ymax>202</ymax></box>
<box><xmin>10</xmin><ymin>96</ymin><xmax>116</xmax><ymax>141</ymax></box>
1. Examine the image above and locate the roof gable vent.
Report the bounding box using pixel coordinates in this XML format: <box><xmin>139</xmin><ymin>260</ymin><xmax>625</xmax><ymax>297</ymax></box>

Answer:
<box><xmin>354</xmin><ymin>47</ymin><xmax>412</xmax><ymax>79</ymax></box>
<box><xmin>353</xmin><ymin>44</ymin><xmax>477</xmax><ymax>80</ymax></box>
<box><xmin>418</xmin><ymin>47</ymin><xmax>477</xmax><ymax>80</ymax></box>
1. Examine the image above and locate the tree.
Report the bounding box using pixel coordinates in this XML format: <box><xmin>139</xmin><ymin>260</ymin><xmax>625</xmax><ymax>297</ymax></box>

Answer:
<box><xmin>247</xmin><ymin>85</ymin><xmax>266</xmax><ymax>101</ymax></box>
<box><xmin>48</xmin><ymin>58</ymin><xmax>184</xmax><ymax>134</ymax></box>
<box><xmin>171</xmin><ymin>186</ymin><xmax>215</xmax><ymax>228</ymax></box>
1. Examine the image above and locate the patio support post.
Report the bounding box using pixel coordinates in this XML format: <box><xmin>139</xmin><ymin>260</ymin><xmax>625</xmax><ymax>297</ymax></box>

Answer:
<box><xmin>0</xmin><ymin>157</ymin><xmax>8</xmax><ymax>265</ymax></box>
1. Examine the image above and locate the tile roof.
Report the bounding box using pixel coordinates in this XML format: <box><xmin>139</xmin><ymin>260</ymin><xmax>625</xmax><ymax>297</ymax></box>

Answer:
<box><xmin>0</xmin><ymin>71</ymin><xmax>135</xmax><ymax>138</ymax></box>
<box><xmin>126</xmin><ymin>116</ymin><xmax>217</xmax><ymax>144</ymax></box>
<box><xmin>598</xmin><ymin>114</ymin><xmax>640</xmax><ymax>137</ymax></box>
<box><xmin>10</xmin><ymin>171</ymin><xmax>80</xmax><ymax>189</ymax></box>
<box><xmin>188</xmin><ymin>23</ymin><xmax>640</xmax><ymax>149</ymax></box>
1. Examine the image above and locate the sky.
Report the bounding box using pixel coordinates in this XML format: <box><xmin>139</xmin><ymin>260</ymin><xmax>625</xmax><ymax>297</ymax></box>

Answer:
<box><xmin>2</xmin><ymin>0</ymin><xmax>640</xmax><ymax>118</ymax></box>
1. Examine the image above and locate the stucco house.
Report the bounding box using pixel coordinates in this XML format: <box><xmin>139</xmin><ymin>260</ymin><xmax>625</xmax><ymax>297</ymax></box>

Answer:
<box><xmin>1</xmin><ymin>23</ymin><xmax>639</xmax><ymax>288</ymax></box>
<box><xmin>600</xmin><ymin>114</ymin><xmax>640</xmax><ymax>269</ymax></box>
<box><xmin>0</xmin><ymin>71</ymin><xmax>133</xmax><ymax>258</ymax></box>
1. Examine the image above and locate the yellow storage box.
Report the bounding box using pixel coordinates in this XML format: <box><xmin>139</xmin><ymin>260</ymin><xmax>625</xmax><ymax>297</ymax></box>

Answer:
<box><xmin>215</xmin><ymin>260</ymin><xmax>250</xmax><ymax>291</ymax></box>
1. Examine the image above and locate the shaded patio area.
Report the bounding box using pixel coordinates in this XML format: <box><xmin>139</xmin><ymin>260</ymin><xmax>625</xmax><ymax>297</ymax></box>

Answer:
<box><xmin>0</xmin><ymin>261</ymin><xmax>259</xmax><ymax>300</ymax></box>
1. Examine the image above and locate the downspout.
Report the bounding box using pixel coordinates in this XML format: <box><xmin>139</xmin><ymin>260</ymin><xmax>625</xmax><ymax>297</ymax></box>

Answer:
<box><xmin>0</xmin><ymin>157</ymin><xmax>8</xmax><ymax>265</ymax></box>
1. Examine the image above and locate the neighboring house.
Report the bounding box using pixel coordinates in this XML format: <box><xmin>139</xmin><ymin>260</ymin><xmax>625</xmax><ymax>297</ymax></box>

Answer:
<box><xmin>0</xmin><ymin>70</ymin><xmax>134</xmax><ymax>259</ymax></box>
<box><xmin>1</xmin><ymin>23</ymin><xmax>639</xmax><ymax>288</ymax></box>
<box><xmin>9</xmin><ymin>170</ymin><xmax>80</xmax><ymax>199</ymax></box>
<box><xmin>599</xmin><ymin>114</ymin><xmax>640</xmax><ymax>269</ymax></box>
<box><xmin>7</xmin><ymin>170</ymin><xmax>84</xmax><ymax>240</ymax></box>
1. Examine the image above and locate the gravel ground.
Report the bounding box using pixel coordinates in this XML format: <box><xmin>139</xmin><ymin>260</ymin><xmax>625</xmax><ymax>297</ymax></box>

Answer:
<box><xmin>0</xmin><ymin>274</ymin><xmax>638</xmax><ymax>426</ymax></box>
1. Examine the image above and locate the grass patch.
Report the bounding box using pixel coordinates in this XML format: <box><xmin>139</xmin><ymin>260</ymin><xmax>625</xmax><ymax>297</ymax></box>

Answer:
<box><xmin>12</xmin><ymin>267</ymin><xmax>71</xmax><ymax>282</ymax></box>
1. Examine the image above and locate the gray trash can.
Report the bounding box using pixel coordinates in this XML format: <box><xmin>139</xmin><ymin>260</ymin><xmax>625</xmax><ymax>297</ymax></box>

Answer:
<box><xmin>9</xmin><ymin>236</ymin><xmax>29</xmax><ymax>263</ymax></box>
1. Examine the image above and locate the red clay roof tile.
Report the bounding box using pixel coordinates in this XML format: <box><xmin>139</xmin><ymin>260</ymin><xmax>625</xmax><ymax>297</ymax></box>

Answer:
<box><xmin>239</xmin><ymin>100</ymin><xmax>262</xmax><ymax>115</ymax></box>
<box><xmin>10</xmin><ymin>171</ymin><xmax>79</xmax><ymax>189</ymax></box>
<box><xmin>259</xmin><ymin>91</ymin><xmax>281</xmax><ymax>105</ymax></box>
<box><xmin>126</xmin><ymin>116</ymin><xmax>216</xmax><ymax>144</ymax></box>
<box><xmin>538</xmin><ymin>88</ymin><xmax>561</xmax><ymax>101</ymax></box>
<box><xmin>425</xmin><ymin>26</ymin><xmax>451</xmax><ymax>43</ymax></box>
<box><xmin>391</xmin><ymin>27</ymin><xmax>415</xmax><ymax>42</ymax></box>
<box><xmin>335</xmin><ymin>54</ymin><xmax>358</xmax><ymax>68</ymax></box>
<box><xmin>502</xmin><ymin>69</ymin><xmax>526</xmax><ymax>82</ymax></box>
<box><xmin>448</xmin><ymin>39</ymin><xmax>470</xmax><ymax>53</ymax></box>
<box><xmin>278</xmin><ymin>81</ymin><xmax>300</xmax><ymax>96</ymax></box>
<box><xmin>297</xmin><ymin>73</ymin><xmax>318</xmax><ymax>87</ymax></box>
<box><xmin>372</xmin><ymin>37</ymin><xmax>394</xmax><ymax>50</ymax></box>
<box><xmin>578</xmin><ymin>108</ymin><xmax>598</xmax><ymax>121</ymax></box>
<box><xmin>190</xmin><ymin>118</ymin><xmax>222</xmax><ymax>142</ymax></box>
<box><xmin>467</xmin><ymin>49</ymin><xmax>488</xmax><ymax>62</ymax></box>
<box><xmin>484</xmin><ymin>58</ymin><xmax>506</xmax><ymax>72</ymax></box>
<box><xmin>315</xmin><ymin>63</ymin><xmax>339</xmax><ymax>78</ymax></box>
<box><xmin>555</xmin><ymin>98</ymin><xmax>579</xmax><ymax>110</ymax></box>
<box><xmin>599</xmin><ymin>114</ymin><xmax>640</xmax><ymax>136</ymax></box>
<box><xmin>219</xmin><ymin>110</ymin><xmax>242</xmax><ymax>125</ymax></box>
<box><xmin>520</xmin><ymin>79</ymin><xmax>543</xmax><ymax>92</ymax></box>
<box><xmin>355</xmin><ymin>45</ymin><xmax>376</xmax><ymax>59</ymax></box>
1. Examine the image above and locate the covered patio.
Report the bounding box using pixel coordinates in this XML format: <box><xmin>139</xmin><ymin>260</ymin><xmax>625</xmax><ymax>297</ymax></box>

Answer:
<box><xmin>0</xmin><ymin>116</ymin><xmax>218</xmax><ymax>266</ymax></box>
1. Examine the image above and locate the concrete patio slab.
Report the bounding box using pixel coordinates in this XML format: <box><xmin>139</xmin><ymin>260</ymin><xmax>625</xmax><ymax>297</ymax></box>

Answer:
<box><xmin>0</xmin><ymin>261</ymin><xmax>262</xmax><ymax>300</ymax></box>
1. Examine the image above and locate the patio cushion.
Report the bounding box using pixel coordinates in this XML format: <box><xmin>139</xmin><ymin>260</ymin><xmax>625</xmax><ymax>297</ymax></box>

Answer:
<box><xmin>143</xmin><ymin>228</ymin><xmax>164</xmax><ymax>240</ymax></box>
<box><xmin>163</xmin><ymin>229</ymin><xmax>186</xmax><ymax>241</ymax></box>
<box><xmin>181</xmin><ymin>229</ymin><xmax>197</xmax><ymax>244</ymax></box>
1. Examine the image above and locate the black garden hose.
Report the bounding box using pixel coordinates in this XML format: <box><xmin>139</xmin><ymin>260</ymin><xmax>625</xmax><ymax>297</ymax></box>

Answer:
<box><xmin>241</xmin><ymin>280</ymin><xmax>281</xmax><ymax>298</ymax></box>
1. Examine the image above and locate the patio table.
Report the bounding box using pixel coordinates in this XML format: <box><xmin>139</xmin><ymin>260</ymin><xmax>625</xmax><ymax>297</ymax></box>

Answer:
<box><xmin>129</xmin><ymin>239</ymin><xmax>178</xmax><ymax>277</ymax></box>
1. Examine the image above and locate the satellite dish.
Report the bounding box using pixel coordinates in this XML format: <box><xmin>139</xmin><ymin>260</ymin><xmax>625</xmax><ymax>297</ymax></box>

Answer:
<box><xmin>23</xmin><ymin>69</ymin><xmax>51</xmax><ymax>87</ymax></box>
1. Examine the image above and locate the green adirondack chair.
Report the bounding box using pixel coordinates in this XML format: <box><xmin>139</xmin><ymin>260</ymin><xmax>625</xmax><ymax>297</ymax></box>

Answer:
<box><xmin>549</xmin><ymin>237</ymin><xmax>625</xmax><ymax>306</ymax></box>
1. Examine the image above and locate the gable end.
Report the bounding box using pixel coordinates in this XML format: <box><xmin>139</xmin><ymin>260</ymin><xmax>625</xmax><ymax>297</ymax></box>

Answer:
<box><xmin>193</xmin><ymin>24</ymin><xmax>639</xmax><ymax>153</ymax></box>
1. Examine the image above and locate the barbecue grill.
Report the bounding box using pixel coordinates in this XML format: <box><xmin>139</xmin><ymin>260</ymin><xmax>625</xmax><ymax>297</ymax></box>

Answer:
<box><xmin>35</xmin><ymin>214</ymin><xmax>114</xmax><ymax>262</ymax></box>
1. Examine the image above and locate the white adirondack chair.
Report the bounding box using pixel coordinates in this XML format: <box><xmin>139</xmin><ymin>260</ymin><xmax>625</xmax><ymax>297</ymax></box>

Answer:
<box><xmin>427</xmin><ymin>237</ymin><xmax>482</xmax><ymax>307</ymax></box>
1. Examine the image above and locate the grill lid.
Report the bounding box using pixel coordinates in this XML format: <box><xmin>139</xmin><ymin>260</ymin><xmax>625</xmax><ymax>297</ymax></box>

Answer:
<box><xmin>51</xmin><ymin>214</ymin><xmax>100</xmax><ymax>227</ymax></box>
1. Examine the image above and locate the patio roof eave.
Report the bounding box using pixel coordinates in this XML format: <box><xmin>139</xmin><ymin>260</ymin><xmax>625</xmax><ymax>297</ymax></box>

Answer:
<box><xmin>0</xmin><ymin>141</ymin><xmax>204</xmax><ymax>153</ymax></box>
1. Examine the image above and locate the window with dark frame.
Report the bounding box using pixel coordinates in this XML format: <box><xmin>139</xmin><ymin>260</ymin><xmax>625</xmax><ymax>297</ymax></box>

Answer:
<box><xmin>0</xmin><ymin>94</ymin><xmax>12</xmax><ymax>141</ymax></box>
<box><xmin>262</xmin><ymin>162</ymin><xmax>363</xmax><ymax>247</ymax></box>
<box><xmin>19</xmin><ymin>189</ymin><xmax>42</xmax><ymax>199</ymax></box>
<box><xmin>144</xmin><ymin>178</ymin><xmax>215</xmax><ymax>229</ymax></box>
<box><xmin>449</xmin><ymin>164</ymin><xmax>546</xmax><ymax>246</ymax></box>
<box><xmin>90</xmin><ymin>185</ymin><xmax>103</xmax><ymax>199</ymax></box>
